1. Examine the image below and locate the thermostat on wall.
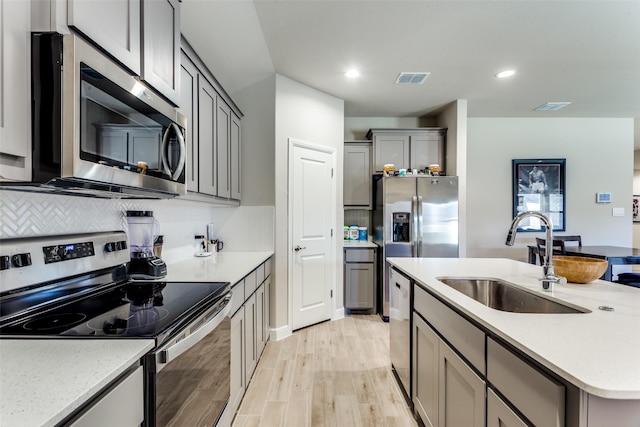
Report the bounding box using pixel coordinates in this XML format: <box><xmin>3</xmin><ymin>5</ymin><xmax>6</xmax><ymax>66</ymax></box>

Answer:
<box><xmin>596</xmin><ymin>192</ymin><xmax>611</xmax><ymax>203</ymax></box>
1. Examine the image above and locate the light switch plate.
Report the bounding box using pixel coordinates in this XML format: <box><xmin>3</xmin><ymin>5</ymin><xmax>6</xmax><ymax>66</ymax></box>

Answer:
<box><xmin>612</xmin><ymin>207</ymin><xmax>625</xmax><ymax>217</ymax></box>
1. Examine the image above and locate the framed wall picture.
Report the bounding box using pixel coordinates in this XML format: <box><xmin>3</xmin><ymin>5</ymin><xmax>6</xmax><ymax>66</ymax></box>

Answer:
<box><xmin>633</xmin><ymin>196</ymin><xmax>639</xmax><ymax>222</ymax></box>
<box><xmin>512</xmin><ymin>158</ymin><xmax>566</xmax><ymax>232</ymax></box>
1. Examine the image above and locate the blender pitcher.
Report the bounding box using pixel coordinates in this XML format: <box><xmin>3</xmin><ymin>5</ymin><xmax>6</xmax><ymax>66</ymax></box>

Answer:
<box><xmin>125</xmin><ymin>211</ymin><xmax>167</xmax><ymax>279</ymax></box>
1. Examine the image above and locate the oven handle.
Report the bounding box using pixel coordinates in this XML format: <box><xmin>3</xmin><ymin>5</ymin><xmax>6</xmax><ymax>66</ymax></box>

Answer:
<box><xmin>157</xmin><ymin>292</ymin><xmax>231</xmax><ymax>367</ymax></box>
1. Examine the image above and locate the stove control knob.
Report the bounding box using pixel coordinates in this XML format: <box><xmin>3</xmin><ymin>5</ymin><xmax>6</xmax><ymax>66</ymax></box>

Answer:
<box><xmin>0</xmin><ymin>256</ymin><xmax>10</xmax><ymax>270</ymax></box>
<box><xmin>105</xmin><ymin>242</ymin><xmax>116</xmax><ymax>253</ymax></box>
<box><xmin>11</xmin><ymin>253</ymin><xmax>32</xmax><ymax>268</ymax></box>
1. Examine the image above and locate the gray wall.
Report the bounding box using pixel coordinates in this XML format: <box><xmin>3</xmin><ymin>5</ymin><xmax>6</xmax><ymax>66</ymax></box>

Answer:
<box><xmin>467</xmin><ymin>117</ymin><xmax>634</xmax><ymax>261</ymax></box>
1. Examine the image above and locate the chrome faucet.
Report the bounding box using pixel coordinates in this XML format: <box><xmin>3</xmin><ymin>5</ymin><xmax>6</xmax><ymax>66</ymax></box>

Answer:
<box><xmin>505</xmin><ymin>211</ymin><xmax>567</xmax><ymax>291</ymax></box>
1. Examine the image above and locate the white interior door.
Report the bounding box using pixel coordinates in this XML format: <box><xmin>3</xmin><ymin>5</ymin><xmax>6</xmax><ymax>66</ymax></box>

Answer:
<box><xmin>290</xmin><ymin>142</ymin><xmax>334</xmax><ymax>331</ymax></box>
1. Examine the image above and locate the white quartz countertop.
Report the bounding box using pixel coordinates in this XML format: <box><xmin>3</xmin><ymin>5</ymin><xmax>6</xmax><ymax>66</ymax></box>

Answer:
<box><xmin>0</xmin><ymin>339</ymin><xmax>153</xmax><ymax>427</ymax></box>
<box><xmin>343</xmin><ymin>240</ymin><xmax>378</xmax><ymax>248</ymax></box>
<box><xmin>163</xmin><ymin>251</ymin><xmax>273</xmax><ymax>284</ymax></box>
<box><xmin>387</xmin><ymin>257</ymin><xmax>640</xmax><ymax>399</ymax></box>
<box><xmin>0</xmin><ymin>251</ymin><xmax>272</xmax><ymax>427</ymax></box>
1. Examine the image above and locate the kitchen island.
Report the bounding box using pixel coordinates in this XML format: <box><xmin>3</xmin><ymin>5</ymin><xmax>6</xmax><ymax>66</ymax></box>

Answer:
<box><xmin>387</xmin><ymin>257</ymin><xmax>640</xmax><ymax>427</ymax></box>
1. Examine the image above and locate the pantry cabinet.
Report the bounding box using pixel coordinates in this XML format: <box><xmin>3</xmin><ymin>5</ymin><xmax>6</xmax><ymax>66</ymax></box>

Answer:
<box><xmin>367</xmin><ymin>128</ymin><xmax>446</xmax><ymax>173</ymax></box>
<box><xmin>344</xmin><ymin>142</ymin><xmax>372</xmax><ymax>208</ymax></box>
<box><xmin>0</xmin><ymin>0</ymin><xmax>31</xmax><ymax>181</ymax></box>
<box><xmin>180</xmin><ymin>39</ymin><xmax>243</xmax><ymax>202</ymax></box>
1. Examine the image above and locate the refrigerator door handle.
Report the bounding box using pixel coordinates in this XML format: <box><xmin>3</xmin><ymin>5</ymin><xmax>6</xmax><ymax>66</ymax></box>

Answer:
<box><xmin>417</xmin><ymin>196</ymin><xmax>424</xmax><ymax>257</ymax></box>
<box><xmin>411</xmin><ymin>196</ymin><xmax>419</xmax><ymax>257</ymax></box>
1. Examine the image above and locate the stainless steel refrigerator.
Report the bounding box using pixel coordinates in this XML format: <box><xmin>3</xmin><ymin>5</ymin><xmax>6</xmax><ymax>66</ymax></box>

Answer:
<box><xmin>373</xmin><ymin>175</ymin><xmax>459</xmax><ymax>320</ymax></box>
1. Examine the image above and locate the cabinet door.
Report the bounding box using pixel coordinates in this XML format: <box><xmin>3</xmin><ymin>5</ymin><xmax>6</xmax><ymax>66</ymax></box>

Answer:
<box><xmin>413</xmin><ymin>313</ymin><xmax>439</xmax><ymax>427</ymax></box>
<box><xmin>68</xmin><ymin>0</ymin><xmax>141</xmax><ymax>75</ymax></box>
<box><xmin>216</xmin><ymin>100</ymin><xmax>231</xmax><ymax>198</ymax></box>
<box><xmin>487</xmin><ymin>388</ymin><xmax>528</xmax><ymax>427</ymax></box>
<box><xmin>263</xmin><ymin>276</ymin><xmax>270</xmax><ymax>344</ymax></box>
<box><xmin>438</xmin><ymin>341</ymin><xmax>485</xmax><ymax>427</ymax></box>
<box><xmin>197</xmin><ymin>77</ymin><xmax>217</xmax><ymax>196</ymax></box>
<box><xmin>179</xmin><ymin>51</ymin><xmax>199</xmax><ymax>191</ymax></box>
<box><xmin>373</xmin><ymin>134</ymin><xmax>410</xmax><ymax>172</ymax></box>
<box><xmin>344</xmin><ymin>263</ymin><xmax>375</xmax><ymax>309</ymax></box>
<box><xmin>344</xmin><ymin>144</ymin><xmax>372</xmax><ymax>207</ymax></box>
<box><xmin>244</xmin><ymin>293</ymin><xmax>257</xmax><ymax>381</ymax></box>
<box><xmin>0</xmin><ymin>0</ymin><xmax>31</xmax><ymax>181</ymax></box>
<box><xmin>230</xmin><ymin>113</ymin><xmax>242</xmax><ymax>200</ymax></box>
<box><xmin>142</xmin><ymin>0</ymin><xmax>180</xmax><ymax>105</ymax></box>
<box><xmin>256</xmin><ymin>283</ymin><xmax>265</xmax><ymax>356</ymax></box>
<box><xmin>229</xmin><ymin>309</ymin><xmax>245</xmax><ymax>413</ymax></box>
<box><xmin>410</xmin><ymin>132</ymin><xmax>443</xmax><ymax>171</ymax></box>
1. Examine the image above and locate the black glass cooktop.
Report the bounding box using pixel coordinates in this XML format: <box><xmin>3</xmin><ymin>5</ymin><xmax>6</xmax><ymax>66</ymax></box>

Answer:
<box><xmin>0</xmin><ymin>280</ymin><xmax>229</xmax><ymax>340</ymax></box>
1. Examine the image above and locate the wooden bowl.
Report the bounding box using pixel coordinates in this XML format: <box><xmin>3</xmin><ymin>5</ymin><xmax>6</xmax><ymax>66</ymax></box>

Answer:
<box><xmin>553</xmin><ymin>256</ymin><xmax>608</xmax><ymax>283</ymax></box>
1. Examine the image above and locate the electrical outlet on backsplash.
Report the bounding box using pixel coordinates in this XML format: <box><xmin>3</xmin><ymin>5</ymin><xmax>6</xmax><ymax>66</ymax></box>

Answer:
<box><xmin>0</xmin><ymin>191</ymin><xmax>275</xmax><ymax>262</ymax></box>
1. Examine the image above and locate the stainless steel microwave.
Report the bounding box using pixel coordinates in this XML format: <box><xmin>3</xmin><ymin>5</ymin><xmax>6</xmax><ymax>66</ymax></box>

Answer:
<box><xmin>31</xmin><ymin>33</ymin><xmax>186</xmax><ymax>198</ymax></box>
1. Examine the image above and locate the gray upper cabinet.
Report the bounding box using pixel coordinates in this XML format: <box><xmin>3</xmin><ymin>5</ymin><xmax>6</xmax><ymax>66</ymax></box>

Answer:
<box><xmin>216</xmin><ymin>101</ymin><xmax>231</xmax><ymax>198</ymax></box>
<box><xmin>66</xmin><ymin>0</ymin><xmax>179</xmax><ymax>105</ymax></box>
<box><xmin>67</xmin><ymin>0</ymin><xmax>141</xmax><ymax>75</ymax></box>
<box><xmin>142</xmin><ymin>0</ymin><xmax>180</xmax><ymax>105</ymax></box>
<box><xmin>367</xmin><ymin>128</ymin><xmax>446</xmax><ymax>173</ymax></box>
<box><xmin>180</xmin><ymin>39</ymin><xmax>243</xmax><ymax>202</ymax></box>
<box><xmin>197</xmin><ymin>76</ymin><xmax>218</xmax><ymax>196</ymax></box>
<box><xmin>0</xmin><ymin>0</ymin><xmax>31</xmax><ymax>181</ymax></box>
<box><xmin>344</xmin><ymin>142</ymin><xmax>372</xmax><ymax>208</ymax></box>
<box><xmin>178</xmin><ymin>51</ymin><xmax>199</xmax><ymax>190</ymax></box>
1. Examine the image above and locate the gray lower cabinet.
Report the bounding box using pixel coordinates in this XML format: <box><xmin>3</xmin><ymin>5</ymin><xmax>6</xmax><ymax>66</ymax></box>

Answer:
<box><xmin>227</xmin><ymin>258</ymin><xmax>272</xmax><ymax>419</ymax></box>
<box><xmin>412</xmin><ymin>312</ymin><xmax>485</xmax><ymax>427</ymax></box>
<box><xmin>344</xmin><ymin>248</ymin><xmax>376</xmax><ymax>310</ymax></box>
<box><xmin>344</xmin><ymin>142</ymin><xmax>372</xmax><ymax>208</ymax></box>
<box><xmin>487</xmin><ymin>389</ymin><xmax>527</xmax><ymax>427</ymax></box>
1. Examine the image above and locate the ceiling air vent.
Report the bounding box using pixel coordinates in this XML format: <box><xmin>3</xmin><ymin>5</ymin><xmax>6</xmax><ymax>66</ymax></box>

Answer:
<box><xmin>395</xmin><ymin>72</ymin><xmax>430</xmax><ymax>85</ymax></box>
<box><xmin>534</xmin><ymin>102</ymin><xmax>572</xmax><ymax>111</ymax></box>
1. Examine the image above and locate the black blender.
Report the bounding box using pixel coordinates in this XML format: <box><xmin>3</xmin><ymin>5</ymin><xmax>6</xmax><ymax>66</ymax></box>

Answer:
<box><xmin>125</xmin><ymin>211</ymin><xmax>167</xmax><ymax>279</ymax></box>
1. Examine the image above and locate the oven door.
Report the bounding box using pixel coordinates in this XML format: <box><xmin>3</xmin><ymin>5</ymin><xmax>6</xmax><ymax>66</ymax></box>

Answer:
<box><xmin>149</xmin><ymin>292</ymin><xmax>231</xmax><ymax>427</ymax></box>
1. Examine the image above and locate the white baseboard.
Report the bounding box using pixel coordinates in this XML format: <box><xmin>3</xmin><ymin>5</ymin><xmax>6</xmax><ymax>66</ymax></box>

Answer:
<box><xmin>269</xmin><ymin>324</ymin><xmax>292</xmax><ymax>341</ymax></box>
<box><xmin>333</xmin><ymin>307</ymin><xmax>345</xmax><ymax>320</ymax></box>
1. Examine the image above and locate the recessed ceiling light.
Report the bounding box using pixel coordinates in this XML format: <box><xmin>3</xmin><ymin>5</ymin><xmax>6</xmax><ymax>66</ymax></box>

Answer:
<box><xmin>495</xmin><ymin>70</ymin><xmax>516</xmax><ymax>78</ymax></box>
<box><xmin>345</xmin><ymin>69</ymin><xmax>360</xmax><ymax>78</ymax></box>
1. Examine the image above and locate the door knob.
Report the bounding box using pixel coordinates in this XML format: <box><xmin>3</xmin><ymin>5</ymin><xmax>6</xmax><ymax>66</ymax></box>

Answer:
<box><xmin>294</xmin><ymin>245</ymin><xmax>307</xmax><ymax>252</ymax></box>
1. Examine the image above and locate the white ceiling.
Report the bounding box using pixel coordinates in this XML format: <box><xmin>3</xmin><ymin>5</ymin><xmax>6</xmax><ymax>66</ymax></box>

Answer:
<box><xmin>181</xmin><ymin>0</ymin><xmax>640</xmax><ymax>147</ymax></box>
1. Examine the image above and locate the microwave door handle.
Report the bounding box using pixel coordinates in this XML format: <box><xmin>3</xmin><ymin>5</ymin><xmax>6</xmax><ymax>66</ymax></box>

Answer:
<box><xmin>160</xmin><ymin>123</ymin><xmax>187</xmax><ymax>181</ymax></box>
<box><xmin>157</xmin><ymin>293</ymin><xmax>231</xmax><ymax>369</ymax></box>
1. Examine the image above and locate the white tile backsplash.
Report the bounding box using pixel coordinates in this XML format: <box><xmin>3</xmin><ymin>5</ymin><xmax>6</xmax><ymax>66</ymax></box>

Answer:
<box><xmin>0</xmin><ymin>191</ymin><xmax>274</xmax><ymax>264</ymax></box>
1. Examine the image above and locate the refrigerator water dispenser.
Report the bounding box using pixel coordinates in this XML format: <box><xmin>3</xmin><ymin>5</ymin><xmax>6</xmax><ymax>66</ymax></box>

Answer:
<box><xmin>392</xmin><ymin>212</ymin><xmax>410</xmax><ymax>242</ymax></box>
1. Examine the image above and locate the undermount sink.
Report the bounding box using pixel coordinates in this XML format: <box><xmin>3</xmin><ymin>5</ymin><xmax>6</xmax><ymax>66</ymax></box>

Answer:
<box><xmin>437</xmin><ymin>277</ymin><xmax>589</xmax><ymax>314</ymax></box>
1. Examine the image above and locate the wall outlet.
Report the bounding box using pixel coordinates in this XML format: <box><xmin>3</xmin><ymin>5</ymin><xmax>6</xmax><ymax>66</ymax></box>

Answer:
<box><xmin>612</xmin><ymin>207</ymin><xmax>625</xmax><ymax>217</ymax></box>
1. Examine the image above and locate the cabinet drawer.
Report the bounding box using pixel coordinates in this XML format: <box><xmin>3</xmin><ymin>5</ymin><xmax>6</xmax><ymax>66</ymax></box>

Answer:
<box><xmin>487</xmin><ymin>337</ymin><xmax>565</xmax><ymax>427</ymax></box>
<box><xmin>257</xmin><ymin>263</ymin><xmax>265</xmax><ymax>285</ymax></box>
<box><xmin>345</xmin><ymin>249</ymin><xmax>374</xmax><ymax>263</ymax></box>
<box><xmin>414</xmin><ymin>284</ymin><xmax>485</xmax><ymax>374</ymax></box>
<box><xmin>229</xmin><ymin>279</ymin><xmax>246</xmax><ymax>315</ymax></box>
<box><xmin>265</xmin><ymin>258</ymin><xmax>271</xmax><ymax>278</ymax></box>
<box><xmin>245</xmin><ymin>270</ymin><xmax>258</xmax><ymax>296</ymax></box>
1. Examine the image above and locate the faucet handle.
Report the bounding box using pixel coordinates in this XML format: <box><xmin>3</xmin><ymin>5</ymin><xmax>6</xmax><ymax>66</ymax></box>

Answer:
<box><xmin>539</xmin><ymin>274</ymin><xmax>567</xmax><ymax>291</ymax></box>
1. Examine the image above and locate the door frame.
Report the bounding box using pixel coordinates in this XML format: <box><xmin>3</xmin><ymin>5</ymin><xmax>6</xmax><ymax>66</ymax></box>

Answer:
<box><xmin>287</xmin><ymin>138</ymin><xmax>338</xmax><ymax>333</ymax></box>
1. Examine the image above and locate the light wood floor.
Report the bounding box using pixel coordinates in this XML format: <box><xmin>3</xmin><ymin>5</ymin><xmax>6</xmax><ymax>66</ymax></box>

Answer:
<box><xmin>232</xmin><ymin>314</ymin><xmax>418</xmax><ymax>427</ymax></box>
